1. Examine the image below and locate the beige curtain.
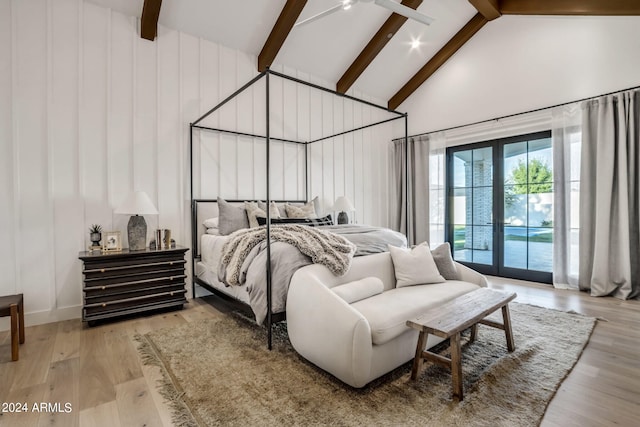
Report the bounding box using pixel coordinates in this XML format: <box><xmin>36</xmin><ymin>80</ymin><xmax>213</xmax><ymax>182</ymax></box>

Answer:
<box><xmin>391</xmin><ymin>136</ymin><xmax>430</xmax><ymax>245</ymax></box>
<box><xmin>580</xmin><ymin>89</ymin><xmax>640</xmax><ymax>299</ymax></box>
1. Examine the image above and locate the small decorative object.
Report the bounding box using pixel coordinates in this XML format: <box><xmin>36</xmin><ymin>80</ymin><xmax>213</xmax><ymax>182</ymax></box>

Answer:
<box><xmin>114</xmin><ymin>191</ymin><xmax>159</xmax><ymax>251</ymax></box>
<box><xmin>154</xmin><ymin>229</ymin><xmax>163</xmax><ymax>250</ymax></box>
<box><xmin>89</xmin><ymin>224</ymin><xmax>102</xmax><ymax>250</ymax></box>
<box><xmin>333</xmin><ymin>196</ymin><xmax>356</xmax><ymax>225</ymax></box>
<box><xmin>102</xmin><ymin>231</ymin><xmax>122</xmax><ymax>252</ymax></box>
<box><xmin>163</xmin><ymin>229</ymin><xmax>171</xmax><ymax>249</ymax></box>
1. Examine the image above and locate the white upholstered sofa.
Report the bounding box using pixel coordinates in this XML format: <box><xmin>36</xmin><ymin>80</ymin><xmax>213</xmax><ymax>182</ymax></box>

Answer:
<box><xmin>286</xmin><ymin>249</ymin><xmax>488</xmax><ymax>388</ymax></box>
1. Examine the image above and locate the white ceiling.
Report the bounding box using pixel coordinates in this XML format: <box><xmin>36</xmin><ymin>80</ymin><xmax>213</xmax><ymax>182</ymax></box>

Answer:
<box><xmin>85</xmin><ymin>0</ymin><xmax>478</xmax><ymax>102</ymax></box>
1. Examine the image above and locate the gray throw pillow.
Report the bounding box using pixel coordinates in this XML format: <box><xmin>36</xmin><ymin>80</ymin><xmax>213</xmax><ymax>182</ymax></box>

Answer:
<box><xmin>217</xmin><ymin>197</ymin><xmax>249</xmax><ymax>235</ymax></box>
<box><xmin>431</xmin><ymin>242</ymin><xmax>461</xmax><ymax>280</ymax></box>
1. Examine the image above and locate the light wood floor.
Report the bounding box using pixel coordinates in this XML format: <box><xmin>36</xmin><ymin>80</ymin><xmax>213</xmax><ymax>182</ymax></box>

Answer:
<box><xmin>0</xmin><ymin>279</ymin><xmax>638</xmax><ymax>427</ymax></box>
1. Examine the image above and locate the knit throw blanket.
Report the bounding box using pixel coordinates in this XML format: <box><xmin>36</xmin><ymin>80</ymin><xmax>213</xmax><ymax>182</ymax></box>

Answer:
<box><xmin>220</xmin><ymin>224</ymin><xmax>357</xmax><ymax>286</ymax></box>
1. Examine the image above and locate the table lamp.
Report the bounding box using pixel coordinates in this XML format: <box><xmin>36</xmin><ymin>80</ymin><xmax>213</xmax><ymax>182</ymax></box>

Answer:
<box><xmin>114</xmin><ymin>191</ymin><xmax>158</xmax><ymax>251</ymax></box>
<box><xmin>333</xmin><ymin>196</ymin><xmax>355</xmax><ymax>225</ymax></box>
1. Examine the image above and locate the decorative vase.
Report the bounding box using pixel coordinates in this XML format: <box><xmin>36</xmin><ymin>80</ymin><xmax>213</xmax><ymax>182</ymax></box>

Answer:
<box><xmin>90</xmin><ymin>232</ymin><xmax>102</xmax><ymax>248</ymax></box>
<box><xmin>337</xmin><ymin>211</ymin><xmax>349</xmax><ymax>225</ymax></box>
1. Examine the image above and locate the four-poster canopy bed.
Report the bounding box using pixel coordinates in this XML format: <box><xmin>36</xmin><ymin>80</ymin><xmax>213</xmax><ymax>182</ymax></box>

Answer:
<box><xmin>190</xmin><ymin>68</ymin><xmax>409</xmax><ymax>349</ymax></box>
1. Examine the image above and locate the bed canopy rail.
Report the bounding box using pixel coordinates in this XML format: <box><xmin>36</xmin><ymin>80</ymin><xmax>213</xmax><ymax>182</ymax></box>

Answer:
<box><xmin>190</xmin><ymin>68</ymin><xmax>409</xmax><ymax>349</ymax></box>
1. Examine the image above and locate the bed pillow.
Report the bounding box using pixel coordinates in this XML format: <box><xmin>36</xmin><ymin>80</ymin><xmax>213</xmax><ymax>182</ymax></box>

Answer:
<box><xmin>245</xmin><ymin>201</ymin><xmax>280</xmax><ymax>228</ymax></box>
<box><xmin>217</xmin><ymin>197</ymin><xmax>249</xmax><ymax>235</ymax></box>
<box><xmin>257</xmin><ymin>214</ymin><xmax>333</xmax><ymax>227</ymax></box>
<box><xmin>332</xmin><ymin>277</ymin><xmax>384</xmax><ymax>304</ymax></box>
<box><xmin>285</xmin><ymin>201</ymin><xmax>317</xmax><ymax>218</ymax></box>
<box><xmin>206</xmin><ymin>228</ymin><xmax>220</xmax><ymax>235</ymax></box>
<box><xmin>388</xmin><ymin>242</ymin><xmax>444</xmax><ymax>288</ymax></box>
<box><xmin>203</xmin><ymin>217</ymin><xmax>219</xmax><ymax>229</ymax></box>
<box><xmin>431</xmin><ymin>242</ymin><xmax>460</xmax><ymax>280</ymax></box>
<box><xmin>258</xmin><ymin>201</ymin><xmax>288</xmax><ymax>218</ymax></box>
<box><xmin>311</xmin><ymin>196</ymin><xmax>321</xmax><ymax>217</ymax></box>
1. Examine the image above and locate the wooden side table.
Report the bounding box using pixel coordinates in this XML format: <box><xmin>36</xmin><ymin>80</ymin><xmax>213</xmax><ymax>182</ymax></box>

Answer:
<box><xmin>406</xmin><ymin>288</ymin><xmax>517</xmax><ymax>401</ymax></box>
<box><xmin>0</xmin><ymin>294</ymin><xmax>25</xmax><ymax>361</ymax></box>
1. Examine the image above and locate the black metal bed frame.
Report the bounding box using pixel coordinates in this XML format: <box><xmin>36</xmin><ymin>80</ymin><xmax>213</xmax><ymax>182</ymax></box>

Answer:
<box><xmin>189</xmin><ymin>68</ymin><xmax>409</xmax><ymax>349</ymax></box>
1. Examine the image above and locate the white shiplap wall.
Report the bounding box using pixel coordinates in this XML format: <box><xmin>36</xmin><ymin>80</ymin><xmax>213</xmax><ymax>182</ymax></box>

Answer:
<box><xmin>0</xmin><ymin>0</ymin><xmax>393</xmax><ymax>326</ymax></box>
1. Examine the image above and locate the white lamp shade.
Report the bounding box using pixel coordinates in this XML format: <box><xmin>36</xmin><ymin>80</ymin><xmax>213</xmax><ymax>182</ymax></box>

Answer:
<box><xmin>333</xmin><ymin>196</ymin><xmax>355</xmax><ymax>212</ymax></box>
<box><xmin>114</xmin><ymin>191</ymin><xmax>159</xmax><ymax>215</ymax></box>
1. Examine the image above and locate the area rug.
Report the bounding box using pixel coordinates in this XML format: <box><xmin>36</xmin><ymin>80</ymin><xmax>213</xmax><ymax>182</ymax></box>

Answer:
<box><xmin>136</xmin><ymin>303</ymin><xmax>596</xmax><ymax>427</ymax></box>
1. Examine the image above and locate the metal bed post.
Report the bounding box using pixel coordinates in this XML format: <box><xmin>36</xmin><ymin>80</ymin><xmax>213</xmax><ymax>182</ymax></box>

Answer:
<box><xmin>404</xmin><ymin>113</ymin><xmax>410</xmax><ymax>246</ymax></box>
<box><xmin>190</xmin><ymin>123</ymin><xmax>196</xmax><ymax>299</ymax></box>
<box><xmin>304</xmin><ymin>142</ymin><xmax>309</xmax><ymax>202</ymax></box>
<box><xmin>265</xmin><ymin>69</ymin><xmax>273</xmax><ymax>350</ymax></box>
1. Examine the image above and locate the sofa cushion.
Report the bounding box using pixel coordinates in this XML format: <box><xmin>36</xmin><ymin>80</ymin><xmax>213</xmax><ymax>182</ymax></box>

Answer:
<box><xmin>332</xmin><ymin>277</ymin><xmax>384</xmax><ymax>304</ymax></box>
<box><xmin>351</xmin><ymin>281</ymin><xmax>480</xmax><ymax>345</ymax></box>
<box><xmin>431</xmin><ymin>242</ymin><xmax>461</xmax><ymax>280</ymax></box>
<box><xmin>389</xmin><ymin>242</ymin><xmax>444</xmax><ymax>288</ymax></box>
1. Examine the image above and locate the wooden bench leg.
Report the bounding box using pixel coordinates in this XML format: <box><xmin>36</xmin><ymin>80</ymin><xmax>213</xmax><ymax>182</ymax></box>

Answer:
<box><xmin>18</xmin><ymin>297</ymin><xmax>25</xmax><ymax>344</ymax></box>
<box><xmin>450</xmin><ymin>331</ymin><xmax>463</xmax><ymax>400</ymax></box>
<box><xmin>502</xmin><ymin>304</ymin><xmax>515</xmax><ymax>352</ymax></box>
<box><xmin>470</xmin><ymin>324</ymin><xmax>478</xmax><ymax>342</ymax></box>
<box><xmin>10</xmin><ymin>303</ymin><xmax>18</xmax><ymax>361</ymax></box>
<box><xmin>411</xmin><ymin>331</ymin><xmax>428</xmax><ymax>380</ymax></box>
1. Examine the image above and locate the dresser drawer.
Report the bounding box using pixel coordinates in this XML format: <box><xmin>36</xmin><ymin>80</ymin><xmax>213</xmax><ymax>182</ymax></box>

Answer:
<box><xmin>83</xmin><ymin>292</ymin><xmax>187</xmax><ymax>321</ymax></box>
<box><xmin>84</xmin><ymin>278</ymin><xmax>186</xmax><ymax>301</ymax></box>
<box><xmin>83</xmin><ymin>268</ymin><xmax>185</xmax><ymax>287</ymax></box>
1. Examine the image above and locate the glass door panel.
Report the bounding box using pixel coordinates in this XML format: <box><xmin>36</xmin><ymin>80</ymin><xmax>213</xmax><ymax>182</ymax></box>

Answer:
<box><xmin>501</xmin><ymin>135</ymin><xmax>553</xmax><ymax>280</ymax></box>
<box><xmin>450</xmin><ymin>146</ymin><xmax>494</xmax><ymax>269</ymax></box>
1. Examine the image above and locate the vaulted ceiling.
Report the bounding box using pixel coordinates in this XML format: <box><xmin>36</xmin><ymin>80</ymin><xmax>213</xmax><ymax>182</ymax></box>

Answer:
<box><xmin>89</xmin><ymin>0</ymin><xmax>640</xmax><ymax>110</ymax></box>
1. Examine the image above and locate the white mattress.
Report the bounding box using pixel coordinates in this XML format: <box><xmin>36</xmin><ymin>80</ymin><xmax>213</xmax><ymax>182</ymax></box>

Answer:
<box><xmin>197</xmin><ymin>234</ymin><xmax>251</xmax><ymax>304</ymax></box>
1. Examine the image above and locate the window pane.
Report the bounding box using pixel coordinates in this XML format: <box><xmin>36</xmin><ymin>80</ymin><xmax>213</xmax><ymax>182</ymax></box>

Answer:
<box><xmin>503</xmin><ymin>226</ymin><xmax>527</xmax><ymax>269</ymax></box>
<box><xmin>472</xmin><ymin>147</ymin><xmax>493</xmax><ymax>186</ymax></box>
<box><xmin>452</xmin><ymin>225</ymin><xmax>469</xmax><ymax>262</ymax></box>
<box><xmin>453</xmin><ymin>152</ymin><xmax>470</xmax><ymax>187</ymax></box>
<box><xmin>473</xmin><ymin>187</ymin><xmax>493</xmax><ymax>226</ymax></box>
<box><xmin>528</xmin><ymin>228</ymin><xmax>552</xmax><ymax>272</ymax></box>
<box><xmin>504</xmin><ymin>186</ymin><xmax>526</xmax><ymax>227</ymax></box>
<box><xmin>472</xmin><ymin>225</ymin><xmax>492</xmax><ymax>265</ymax></box>
<box><xmin>528</xmin><ymin>187</ymin><xmax>553</xmax><ymax>227</ymax></box>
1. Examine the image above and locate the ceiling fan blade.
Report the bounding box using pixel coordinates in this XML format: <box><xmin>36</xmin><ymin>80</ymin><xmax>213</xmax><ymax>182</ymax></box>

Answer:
<box><xmin>373</xmin><ymin>0</ymin><xmax>434</xmax><ymax>26</ymax></box>
<box><xmin>294</xmin><ymin>3</ymin><xmax>344</xmax><ymax>27</ymax></box>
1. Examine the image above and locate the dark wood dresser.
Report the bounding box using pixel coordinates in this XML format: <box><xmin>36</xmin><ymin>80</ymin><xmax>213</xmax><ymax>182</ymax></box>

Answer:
<box><xmin>78</xmin><ymin>246</ymin><xmax>189</xmax><ymax>325</ymax></box>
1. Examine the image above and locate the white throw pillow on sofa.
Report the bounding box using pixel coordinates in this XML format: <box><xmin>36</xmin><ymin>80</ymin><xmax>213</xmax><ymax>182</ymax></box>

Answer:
<box><xmin>388</xmin><ymin>242</ymin><xmax>445</xmax><ymax>287</ymax></box>
<box><xmin>332</xmin><ymin>277</ymin><xmax>384</xmax><ymax>304</ymax></box>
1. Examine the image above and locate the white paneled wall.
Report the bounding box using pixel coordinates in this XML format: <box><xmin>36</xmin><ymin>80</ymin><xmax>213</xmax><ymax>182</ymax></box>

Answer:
<box><xmin>0</xmin><ymin>0</ymin><xmax>393</xmax><ymax>326</ymax></box>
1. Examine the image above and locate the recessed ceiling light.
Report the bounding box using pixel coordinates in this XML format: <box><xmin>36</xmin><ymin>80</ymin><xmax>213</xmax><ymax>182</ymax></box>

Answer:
<box><xmin>342</xmin><ymin>0</ymin><xmax>353</xmax><ymax>10</ymax></box>
<box><xmin>410</xmin><ymin>38</ymin><xmax>421</xmax><ymax>50</ymax></box>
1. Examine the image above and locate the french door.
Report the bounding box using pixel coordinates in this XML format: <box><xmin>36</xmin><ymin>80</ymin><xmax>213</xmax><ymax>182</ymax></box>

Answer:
<box><xmin>445</xmin><ymin>131</ymin><xmax>553</xmax><ymax>283</ymax></box>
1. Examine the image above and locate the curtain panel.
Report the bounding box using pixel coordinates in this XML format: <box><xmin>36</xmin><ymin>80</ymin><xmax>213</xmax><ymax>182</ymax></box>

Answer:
<box><xmin>391</xmin><ymin>137</ymin><xmax>430</xmax><ymax>245</ymax></box>
<box><xmin>551</xmin><ymin>105</ymin><xmax>582</xmax><ymax>290</ymax></box>
<box><xmin>579</xmin><ymin>90</ymin><xmax>640</xmax><ymax>299</ymax></box>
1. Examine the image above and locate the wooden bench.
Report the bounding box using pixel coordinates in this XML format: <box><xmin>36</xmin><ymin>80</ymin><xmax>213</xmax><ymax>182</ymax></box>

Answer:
<box><xmin>406</xmin><ymin>288</ymin><xmax>516</xmax><ymax>401</ymax></box>
<box><xmin>0</xmin><ymin>293</ymin><xmax>25</xmax><ymax>361</ymax></box>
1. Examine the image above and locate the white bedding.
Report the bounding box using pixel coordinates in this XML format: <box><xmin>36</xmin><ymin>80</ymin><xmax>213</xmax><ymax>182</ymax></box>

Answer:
<box><xmin>196</xmin><ymin>234</ymin><xmax>251</xmax><ymax>305</ymax></box>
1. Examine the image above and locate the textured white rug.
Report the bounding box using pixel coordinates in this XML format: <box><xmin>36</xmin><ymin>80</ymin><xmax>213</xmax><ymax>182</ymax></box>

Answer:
<box><xmin>137</xmin><ymin>302</ymin><xmax>596</xmax><ymax>427</ymax></box>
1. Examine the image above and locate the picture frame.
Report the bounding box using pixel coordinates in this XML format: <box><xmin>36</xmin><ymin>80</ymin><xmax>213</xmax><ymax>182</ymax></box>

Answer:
<box><xmin>102</xmin><ymin>231</ymin><xmax>122</xmax><ymax>252</ymax></box>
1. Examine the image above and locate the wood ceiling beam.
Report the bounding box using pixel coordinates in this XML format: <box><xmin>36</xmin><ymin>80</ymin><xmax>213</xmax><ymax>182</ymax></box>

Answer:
<box><xmin>388</xmin><ymin>13</ymin><xmax>487</xmax><ymax>111</ymax></box>
<box><xmin>258</xmin><ymin>0</ymin><xmax>308</xmax><ymax>72</ymax></box>
<box><xmin>468</xmin><ymin>0</ymin><xmax>501</xmax><ymax>20</ymax></box>
<box><xmin>337</xmin><ymin>0</ymin><xmax>423</xmax><ymax>94</ymax></box>
<box><xmin>140</xmin><ymin>0</ymin><xmax>162</xmax><ymax>41</ymax></box>
<box><xmin>499</xmin><ymin>0</ymin><xmax>640</xmax><ymax>16</ymax></box>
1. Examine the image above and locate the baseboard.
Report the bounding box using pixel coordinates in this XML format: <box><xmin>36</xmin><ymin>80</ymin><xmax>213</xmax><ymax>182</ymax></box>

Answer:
<box><xmin>0</xmin><ymin>305</ymin><xmax>82</xmax><ymax>332</ymax></box>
